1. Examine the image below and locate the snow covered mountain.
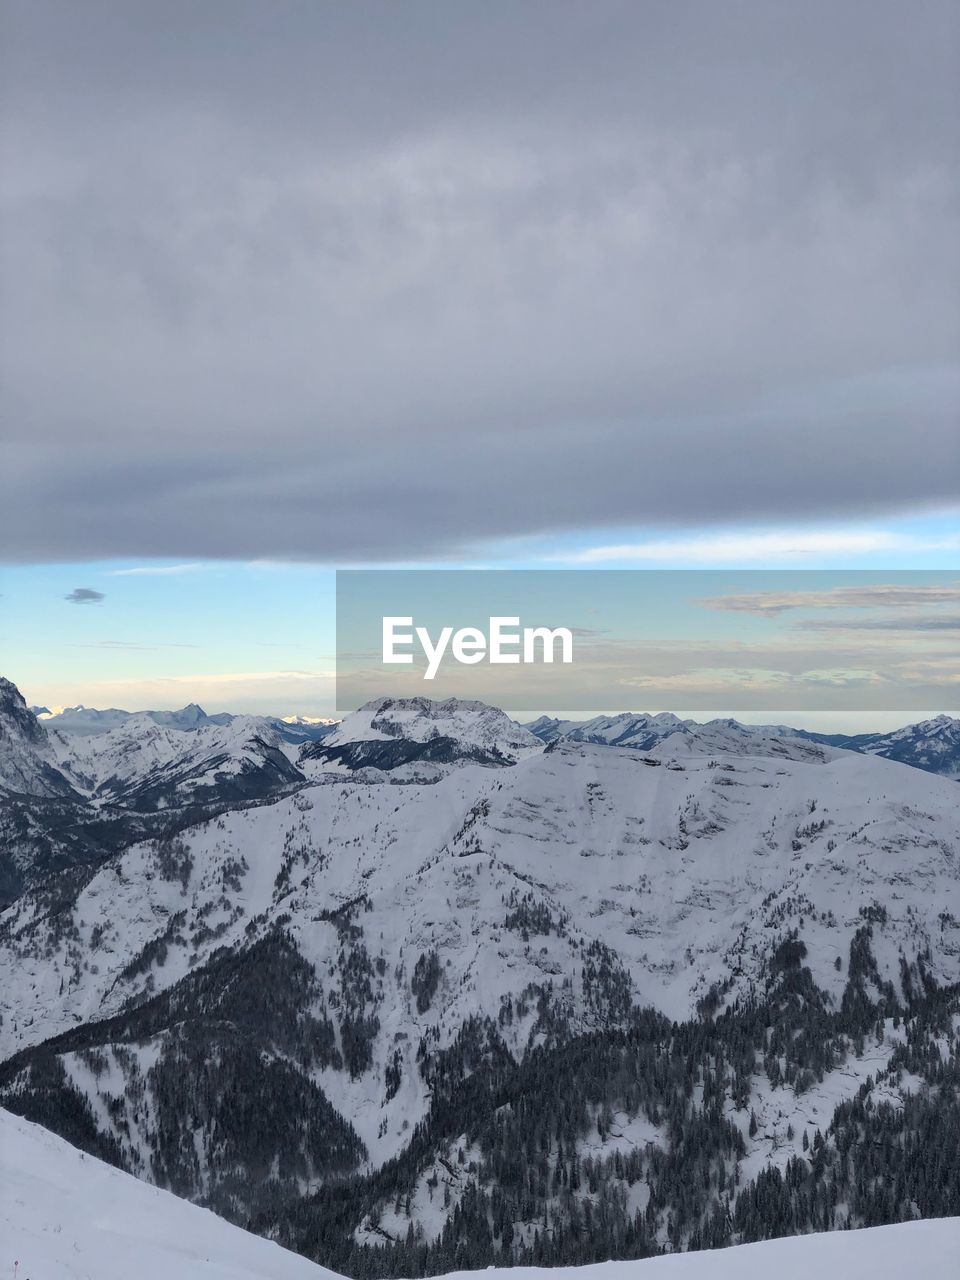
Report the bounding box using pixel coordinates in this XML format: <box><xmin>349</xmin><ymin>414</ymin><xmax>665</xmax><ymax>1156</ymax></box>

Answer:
<box><xmin>274</xmin><ymin>714</ymin><xmax>340</xmax><ymax>744</ymax></box>
<box><xmin>0</xmin><ymin>677</ymin><xmax>79</xmax><ymax>799</ymax></box>
<box><xmin>525</xmin><ymin>712</ymin><xmax>837</xmax><ymax>764</ymax></box>
<box><xmin>803</xmin><ymin>714</ymin><xmax>960</xmax><ymax>781</ymax></box>
<box><xmin>1</xmin><ymin>684</ymin><xmax>542</xmax><ymax>905</ymax></box>
<box><xmin>1</xmin><ymin>695</ymin><xmax>322</xmax><ymax>815</ymax></box>
<box><xmin>0</xmin><ymin>680</ymin><xmax>321</xmax><ymax>907</ymax></box>
<box><xmin>34</xmin><ymin>700</ymin><xmax>337</xmax><ymax>744</ymax></box>
<box><xmin>6</xmin><ymin>1103</ymin><xmax>956</xmax><ymax>1279</ymax></box>
<box><xmin>526</xmin><ymin>711</ymin><xmax>960</xmax><ymax>779</ymax></box>
<box><xmin>32</xmin><ymin>703</ymin><xmax>138</xmax><ymax>734</ymax></box>
<box><xmin>21</xmin><ymin>690</ymin><xmax>957</xmax><ymax>793</ymax></box>
<box><xmin>0</xmin><ymin>681</ymin><xmax>109</xmax><ymax>904</ymax></box>
<box><xmin>54</xmin><ymin>713</ymin><xmax>305</xmax><ymax>811</ymax></box>
<box><xmin>302</xmin><ymin>695</ymin><xmax>541</xmax><ymax>774</ymax></box>
<box><xmin>6</xmin><ymin>686</ymin><xmax>538</xmax><ymax>818</ymax></box>
<box><xmin>525</xmin><ymin>712</ymin><xmax>693</xmax><ymax>748</ymax></box>
<box><xmin>4</xmin><ymin>731</ymin><xmax>957</xmax><ymax>1058</ymax></box>
<box><xmin>32</xmin><ymin>701</ymin><xmax>235</xmax><ymax>735</ymax></box>
<box><xmin>2</xmin><ymin>678</ymin><xmax>959</xmax><ymax>1271</ymax></box>
<box><xmin>3</xmin><ymin>711</ymin><xmax>959</xmax><ymax>1253</ymax></box>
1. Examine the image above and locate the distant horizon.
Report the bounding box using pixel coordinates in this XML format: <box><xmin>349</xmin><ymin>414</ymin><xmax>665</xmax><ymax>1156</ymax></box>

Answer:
<box><xmin>16</xmin><ymin>682</ymin><xmax>954</xmax><ymax>737</ymax></box>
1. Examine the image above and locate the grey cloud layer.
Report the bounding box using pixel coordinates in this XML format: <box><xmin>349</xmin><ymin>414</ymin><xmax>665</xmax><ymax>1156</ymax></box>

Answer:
<box><xmin>2</xmin><ymin>1</ymin><xmax>958</xmax><ymax>562</ymax></box>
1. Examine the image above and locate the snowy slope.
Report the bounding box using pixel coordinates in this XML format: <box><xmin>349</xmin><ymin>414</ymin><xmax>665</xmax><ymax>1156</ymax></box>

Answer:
<box><xmin>439</xmin><ymin>1219</ymin><xmax>960</xmax><ymax>1280</ymax></box>
<box><xmin>0</xmin><ymin>1108</ymin><xmax>336</xmax><ymax>1279</ymax></box>
<box><xmin>3</xmin><ymin>1101</ymin><xmax>956</xmax><ymax>1278</ymax></box>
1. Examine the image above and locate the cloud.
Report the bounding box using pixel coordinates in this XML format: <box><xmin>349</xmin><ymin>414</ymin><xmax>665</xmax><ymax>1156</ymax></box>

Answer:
<box><xmin>566</xmin><ymin>529</ymin><xmax>960</xmax><ymax>565</ymax></box>
<box><xmin>64</xmin><ymin>587</ymin><xmax>105</xmax><ymax>605</ymax></box>
<box><xmin>108</xmin><ymin>563</ymin><xmax>205</xmax><ymax>576</ymax></box>
<box><xmin>2</xmin><ymin>2</ymin><xmax>958</xmax><ymax>563</ymax></box>
<box><xmin>797</xmin><ymin>614</ymin><xmax>960</xmax><ymax>632</ymax></box>
<box><xmin>138</xmin><ymin>670</ymin><xmax>330</xmax><ymax>686</ymax></box>
<box><xmin>622</xmin><ymin>666</ymin><xmax>885</xmax><ymax>693</ymax></box>
<box><xmin>67</xmin><ymin>639</ymin><xmax>199</xmax><ymax>649</ymax></box>
<box><xmin>700</xmin><ymin>584</ymin><xmax>960</xmax><ymax>617</ymax></box>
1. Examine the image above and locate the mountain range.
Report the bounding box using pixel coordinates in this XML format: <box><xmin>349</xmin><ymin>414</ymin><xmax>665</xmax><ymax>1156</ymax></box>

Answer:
<box><xmin>1</xmin><ymin>673</ymin><xmax>958</xmax><ymax>1274</ymax></box>
<box><xmin>523</xmin><ymin>711</ymin><xmax>960</xmax><ymax>780</ymax></box>
<box><xmin>31</xmin><ymin>699</ymin><xmax>337</xmax><ymax>742</ymax></box>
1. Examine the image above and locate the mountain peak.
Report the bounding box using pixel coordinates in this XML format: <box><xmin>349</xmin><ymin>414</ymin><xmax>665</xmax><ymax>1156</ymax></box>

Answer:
<box><xmin>0</xmin><ymin>675</ymin><xmax>46</xmax><ymax>746</ymax></box>
<box><xmin>920</xmin><ymin>713</ymin><xmax>957</xmax><ymax>729</ymax></box>
<box><xmin>146</xmin><ymin>703</ymin><xmax>216</xmax><ymax>730</ymax></box>
<box><xmin>0</xmin><ymin>677</ymin><xmax>79</xmax><ymax>800</ymax></box>
<box><xmin>304</xmin><ymin>695</ymin><xmax>541</xmax><ymax>773</ymax></box>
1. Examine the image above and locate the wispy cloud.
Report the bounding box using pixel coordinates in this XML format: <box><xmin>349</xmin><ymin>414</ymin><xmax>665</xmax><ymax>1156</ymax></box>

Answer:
<box><xmin>797</xmin><ymin>614</ymin><xmax>960</xmax><ymax>632</ymax></box>
<box><xmin>67</xmin><ymin>640</ymin><xmax>200</xmax><ymax>650</ymax></box>
<box><xmin>563</xmin><ymin>530</ymin><xmax>960</xmax><ymax>565</ymax></box>
<box><xmin>108</xmin><ymin>563</ymin><xmax>205</xmax><ymax>577</ymax></box>
<box><xmin>701</xmin><ymin>584</ymin><xmax>960</xmax><ymax>617</ymax></box>
<box><xmin>64</xmin><ymin>587</ymin><xmax>104</xmax><ymax>605</ymax></box>
<box><xmin>623</xmin><ymin>666</ymin><xmax>886</xmax><ymax>693</ymax></box>
<box><xmin>148</xmin><ymin>670</ymin><xmax>328</xmax><ymax>686</ymax></box>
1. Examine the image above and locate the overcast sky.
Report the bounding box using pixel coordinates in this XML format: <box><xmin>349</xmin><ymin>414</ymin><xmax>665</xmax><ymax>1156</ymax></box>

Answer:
<box><xmin>2</xmin><ymin>0</ymin><xmax>958</xmax><ymax>566</ymax></box>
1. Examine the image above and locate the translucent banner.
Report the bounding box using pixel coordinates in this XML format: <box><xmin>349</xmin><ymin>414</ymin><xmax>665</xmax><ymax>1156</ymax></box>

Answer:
<box><xmin>336</xmin><ymin>569</ymin><xmax>959</xmax><ymax>718</ymax></box>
